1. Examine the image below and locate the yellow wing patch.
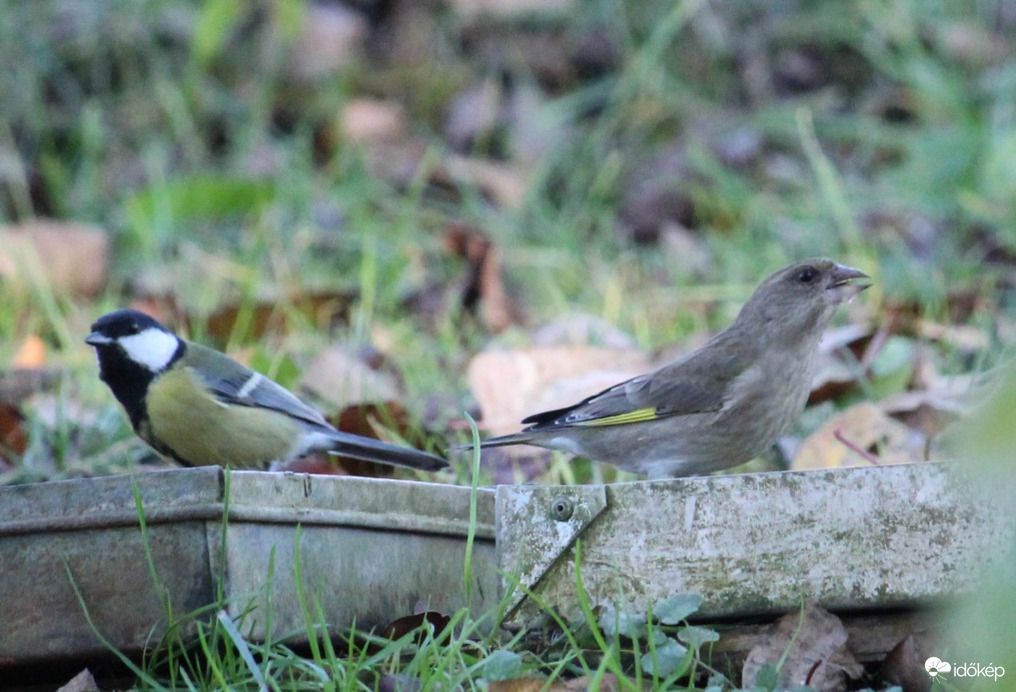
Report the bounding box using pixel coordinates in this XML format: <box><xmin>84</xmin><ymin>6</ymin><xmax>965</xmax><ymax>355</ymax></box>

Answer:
<box><xmin>573</xmin><ymin>407</ymin><xmax>660</xmax><ymax>427</ymax></box>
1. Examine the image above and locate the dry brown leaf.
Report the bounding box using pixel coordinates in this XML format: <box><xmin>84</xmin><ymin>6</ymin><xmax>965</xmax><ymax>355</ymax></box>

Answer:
<box><xmin>880</xmin><ymin>633</ymin><xmax>938</xmax><ymax>692</ymax></box>
<box><xmin>204</xmin><ymin>290</ymin><xmax>355</xmax><ymax>343</ymax></box>
<box><xmin>341</xmin><ymin>98</ymin><xmax>406</xmax><ymax>144</ymax></box>
<box><xmin>742</xmin><ymin>603</ymin><xmax>863</xmax><ymax>692</ymax></box>
<box><xmin>0</xmin><ymin>403</ymin><xmax>28</xmax><ymax>461</ymax></box>
<box><xmin>383</xmin><ymin>611</ymin><xmax>451</xmax><ymax>643</ymax></box>
<box><xmin>488</xmin><ymin>678</ymin><xmax>547</xmax><ymax>692</ymax></box>
<box><xmin>445</xmin><ymin>223</ymin><xmax>524</xmax><ymax>332</ymax></box>
<box><xmin>127</xmin><ymin>295</ymin><xmax>184</xmax><ymax>328</ymax></box>
<box><xmin>0</xmin><ymin>219</ymin><xmax>109</xmax><ymax>299</ymax></box>
<box><xmin>55</xmin><ymin>669</ymin><xmax>99</xmax><ymax>692</ymax></box>
<box><xmin>0</xmin><ymin>368</ymin><xmax>59</xmax><ymax>405</ymax></box>
<box><xmin>792</xmin><ymin>402</ymin><xmax>927</xmax><ymax>470</ymax></box>
<box><xmin>441</xmin><ymin>155</ymin><xmax>528</xmax><ymax>209</ymax></box>
<box><xmin>808</xmin><ymin>324</ymin><xmax>872</xmax><ymax>404</ymax></box>
<box><xmin>298</xmin><ymin>346</ymin><xmax>401</xmax><ymax>410</ymax></box>
<box><xmin>11</xmin><ymin>335</ymin><xmax>46</xmax><ymax>368</ymax></box>
<box><xmin>468</xmin><ymin>347</ymin><xmax>650</xmax><ymax>437</ymax></box>
<box><xmin>333</xmin><ymin>402</ymin><xmax>414</xmax><ymax>444</ymax></box>
<box><xmin>881</xmin><ymin>372</ymin><xmax>984</xmax><ymax>441</ymax></box>
<box><xmin>913</xmin><ymin>318</ymin><xmax>989</xmax><ymax>352</ymax></box>
<box><xmin>287</xmin><ymin>2</ymin><xmax>367</xmax><ymax>82</ymax></box>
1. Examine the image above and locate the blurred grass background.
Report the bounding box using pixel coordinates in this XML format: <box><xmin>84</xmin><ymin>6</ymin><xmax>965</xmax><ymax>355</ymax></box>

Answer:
<box><xmin>0</xmin><ymin>0</ymin><xmax>1014</xmax><ymax>478</ymax></box>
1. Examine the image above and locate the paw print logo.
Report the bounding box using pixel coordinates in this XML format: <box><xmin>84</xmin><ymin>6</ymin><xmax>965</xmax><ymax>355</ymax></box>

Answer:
<box><xmin>925</xmin><ymin>657</ymin><xmax>952</xmax><ymax>678</ymax></box>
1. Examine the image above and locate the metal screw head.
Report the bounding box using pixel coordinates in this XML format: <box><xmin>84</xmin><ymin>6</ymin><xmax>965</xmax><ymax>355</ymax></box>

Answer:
<box><xmin>550</xmin><ymin>497</ymin><xmax>574</xmax><ymax>521</ymax></box>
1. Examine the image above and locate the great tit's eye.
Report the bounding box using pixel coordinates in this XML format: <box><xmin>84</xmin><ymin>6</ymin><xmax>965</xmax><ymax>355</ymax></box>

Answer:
<box><xmin>795</xmin><ymin>266</ymin><xmax>819</xmax><ymax>284</ymax></box>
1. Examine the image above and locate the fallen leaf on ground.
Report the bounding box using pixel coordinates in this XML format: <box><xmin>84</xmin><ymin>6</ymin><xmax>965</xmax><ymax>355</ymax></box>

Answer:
<box><xmin>438</xmin><ymin>155</ymin><xmax>528</xmax><ymax>209</ymax></box>
<box><xmin>287</xmin><ymin>2</ymin><xmax>367</xmax><ymax>82</ymax></box>
<box><xmin>383</xmin><ymin>610</ymin><xmax>452</xmax><ymax>643</ymax></box>
<box><xmin>0</xmin><ymin>368</ymin><xmax>59</xmax><ymax>405</ymax></box>
<box><xmin>0</xmin><ymin>403</ymin><xmax>28</xmax><ymax>463</ymax></box>
<box><xmin>298</xmin><ymin>346</ymin><xmax>402</xmax><ymax>410</ymax></box>
<box><xmin>913</xmin><ymin>318</ymin><xmax>990</xmax><ymax>352</ymax></box>
<box><xmin>742</xmin><ymin>603</ymin><xmax>862</xmax><ymax>692</ymax></box>
<box><xmin>56</xmin><ymin>669</ymin><xmax>99</xmax><ymax>692</ymax></box>
<box><xmin>12</xmin><ymin>335</ymin><xmax>46</xmax><ymax>368</ymax></box>
<box><xmin>340</xmin><ymin>98</ymin><xmax>406</xmax><ymax>144</ymax></box>
<box><xmin>488</xmin><ymin>678</ymin><xmax>547</xmax><ymax>692</ymax></box>
<box><xmin>880</xmin><ymin>632</ymin><xmax>938</xmax><ymax>692</ymax></box>
<box><xmin>467</xmin><ymin>346</ymin><xmax>650</xmax><ymax>437</ymax></box>
<box><xmin>808</xmin><ymin>324</ymin><xmax>872</xmax><ymax>404</ymax></box>
<box><xmin>445</xmin><ymin>223</ymin><xmax>524</xmax><ymax>332</ymax></box>
<box><xmin>0</xmin><ymin>220</ymin><xmax>109</xmax><ymax>299</ymax></box>
<box><xmin>881</xmin><ymin>376</ymin><xmax>982</xmax><ymax>441</ymax></box>
<box><xmin>792</xmin><ymin>401</ymin><xmax>927</xmax><ymax>470</ymax></box>
<box><xmin>204</xmin><ymin>289</ymin><xmax>355</xmax><ymax>343</ymax></box>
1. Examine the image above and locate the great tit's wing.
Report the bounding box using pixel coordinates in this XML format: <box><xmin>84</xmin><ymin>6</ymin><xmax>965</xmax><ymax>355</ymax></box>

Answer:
<box><xmin>521</xmin><ymin>330</ymin><xmax>757</xmax><ymax>429</ymax></box>
<box><xmin>183</xmin><ymin>342</ymin><xmax>332</xmax><ymax>429</ymax></box>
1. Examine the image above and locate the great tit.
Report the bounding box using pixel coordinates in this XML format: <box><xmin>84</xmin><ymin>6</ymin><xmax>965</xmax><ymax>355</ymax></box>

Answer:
<box><xmin>86</xmin><ymin>309</ymin><xmax>447</xmax><ymax>472</ymax></box>
<box><xmin>462</xmin><ymin>258</ymin><xmax>869</xmax><ymax>478</ymax></box>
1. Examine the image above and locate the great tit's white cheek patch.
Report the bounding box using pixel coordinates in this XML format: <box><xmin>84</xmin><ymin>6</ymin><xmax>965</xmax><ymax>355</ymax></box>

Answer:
<box><xmin>119</xmin><ymin>329</ymin><xmax>179</xmax><ymax>373</ymax></box>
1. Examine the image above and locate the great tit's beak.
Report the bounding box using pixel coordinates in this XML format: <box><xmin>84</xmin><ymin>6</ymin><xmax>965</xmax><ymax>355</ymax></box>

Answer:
<box><xmin>829</xmin><ymin>264</ymin><xmax>871</xmax><ymax>292</ymax></box>
<box><xmin>85</xmin><ymin>332</ymin><xmax>113</xmax><ymax>346</ymax></box>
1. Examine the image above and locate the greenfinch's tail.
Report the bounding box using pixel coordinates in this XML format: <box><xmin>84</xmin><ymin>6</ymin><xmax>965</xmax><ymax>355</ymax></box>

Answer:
<box><xmin>453</xmin><ymin>432</ymin><xmax>535</xmax><ymax>454</ymax></box>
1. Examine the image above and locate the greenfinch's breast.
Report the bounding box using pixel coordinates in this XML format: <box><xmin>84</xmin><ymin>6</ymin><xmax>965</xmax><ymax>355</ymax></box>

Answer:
<box><xmin>145</xmin><ymin>367</ymin><xmax>302</xmax><ymax>467</ymax></box>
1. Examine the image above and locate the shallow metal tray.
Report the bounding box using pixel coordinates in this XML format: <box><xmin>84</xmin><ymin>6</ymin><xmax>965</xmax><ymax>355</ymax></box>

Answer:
<box><xmin>0</xmin><ymin>467</ymin><xmax>496</xmax><ymax>667</ymax></box>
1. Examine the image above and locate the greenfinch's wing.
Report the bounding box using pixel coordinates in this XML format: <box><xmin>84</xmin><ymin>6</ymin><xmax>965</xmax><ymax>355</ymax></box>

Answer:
<box><xmin>521</xmin><ymin>331</ymin><xmax>756</xmax><ymax>428</ymax></box>
<box><xmin>641</xmin><ymin>330</ymin><xmax>756</xmax><ymax>415</ymax></box>
<box><xmin>185</xmin><ymin>342</ymin><xmax>332</xmax><ymax>428</ymax></box>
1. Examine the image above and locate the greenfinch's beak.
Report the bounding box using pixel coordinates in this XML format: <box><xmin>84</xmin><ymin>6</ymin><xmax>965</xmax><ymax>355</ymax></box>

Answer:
<box><xmin>830</xmin><ymin>264</ymin><xmax>870</xmax><ymax>291</ymax></box>
<box><xmin>85</xmin><ymin>332</ymin><xmax>113</xmax><ymax>346</ymax></box>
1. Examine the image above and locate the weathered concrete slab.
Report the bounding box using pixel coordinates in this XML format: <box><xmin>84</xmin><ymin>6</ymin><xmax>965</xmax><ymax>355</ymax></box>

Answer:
<box><xmin>497</xmin><ymin>463</ymin><xmax>1011</xmax><ymax>624</ymax></box>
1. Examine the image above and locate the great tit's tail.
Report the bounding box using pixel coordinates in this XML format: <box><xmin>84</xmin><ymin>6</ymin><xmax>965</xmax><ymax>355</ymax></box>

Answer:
<box><xmin>328</xmin><ymin>431</ymin><xmax>447</xmax><ymax>471</ymax></box>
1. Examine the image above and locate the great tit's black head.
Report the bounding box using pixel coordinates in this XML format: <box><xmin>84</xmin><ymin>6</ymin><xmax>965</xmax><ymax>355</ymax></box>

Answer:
<box><xmin>86</xmin><ymin>309</ymin><xmax>182</xmax><ymax>375</ymax></box>
<box><xmin>86</xmin><ymin>310</ymin><xmax>185</xmax><ymax>430</ymax></box>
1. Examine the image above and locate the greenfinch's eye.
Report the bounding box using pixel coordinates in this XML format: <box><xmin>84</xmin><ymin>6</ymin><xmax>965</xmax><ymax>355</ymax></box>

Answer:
<box><xmin>795</xmin><ymin>266</ymin><xmax>819</xmax><ymax>283</ymax></box>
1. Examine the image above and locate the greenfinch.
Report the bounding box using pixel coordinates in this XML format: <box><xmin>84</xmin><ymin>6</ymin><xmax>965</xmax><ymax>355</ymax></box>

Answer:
<box><xmin>467</xmin><ymin>258</ymin><xmax>869</xmax><ymax>478</ymax></box>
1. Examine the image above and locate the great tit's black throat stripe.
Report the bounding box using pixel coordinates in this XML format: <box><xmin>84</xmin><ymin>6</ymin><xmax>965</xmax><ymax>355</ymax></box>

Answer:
<box><xmin>95</xmin><ymin>339</ymin><xmax>186</xmax><ymax>431</ymax></box>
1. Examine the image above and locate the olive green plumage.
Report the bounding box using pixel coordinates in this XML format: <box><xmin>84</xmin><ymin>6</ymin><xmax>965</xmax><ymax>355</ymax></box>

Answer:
<box><xmin>86</xmin><ymin>309</ymin><xmax>447</xmax><ymax>472</ymax></box>
<box><xmin>468</xmin><ymin>258</ymin><xmax>870</xmax><ymax>478</ymax></box>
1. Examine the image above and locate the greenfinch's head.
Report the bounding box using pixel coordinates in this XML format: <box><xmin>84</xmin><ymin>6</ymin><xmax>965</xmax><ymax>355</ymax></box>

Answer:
<box><xmin>737</xmin><ymin>258</ymin><xmax>870</xmax><ymax>339</ymax></box>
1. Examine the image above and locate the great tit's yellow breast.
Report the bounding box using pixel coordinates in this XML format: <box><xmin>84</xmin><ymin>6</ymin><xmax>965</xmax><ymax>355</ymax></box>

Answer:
<box><xmin>146</xmin><ymin>367</ymin><xmax>303</xmax><ymax>468</ymax></box>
